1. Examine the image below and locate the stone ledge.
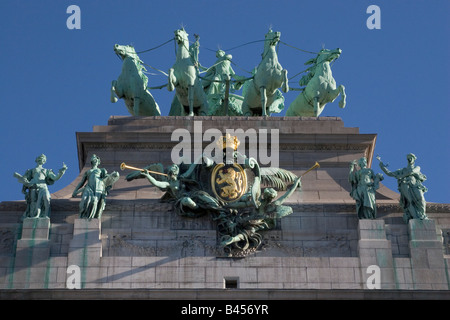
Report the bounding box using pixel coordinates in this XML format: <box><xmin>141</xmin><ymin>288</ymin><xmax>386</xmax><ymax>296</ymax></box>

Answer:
<box><xmin>1</xmin><ymin>200</ymin><xmax>449</xmax><ymax>214</ymax></box>
<box><xmin>0</xmin><ymin>288</ymin><xmax>449</xmax><ymax>300</ymax></box>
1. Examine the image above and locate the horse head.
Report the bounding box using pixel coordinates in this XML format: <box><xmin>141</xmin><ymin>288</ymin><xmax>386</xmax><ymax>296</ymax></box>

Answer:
<box><xmin>262</xmin><ymin>29</ymin><xmax>281</xmax><ymax>57</ymax></box>
<box><xmin>299</xmin><ymin>48</ymin><xmax>342</xmax><ymax>87</ymax></box>
<box><xmin>174</xmin><ymin>28</ymin><xmax>189</xmax><ymax>47</ymax></box>
<box><xmin>315</xmin><ymin>48</ymin><xmax>342</xmax><ymax>65</ymax></box>
<box><xmin>114</xmin><ymin>44</ymin><xmax>141</xmax><ymax>62</ymax></box>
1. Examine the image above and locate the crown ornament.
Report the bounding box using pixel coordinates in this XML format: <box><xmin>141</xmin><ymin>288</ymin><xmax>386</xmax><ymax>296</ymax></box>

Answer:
<box><xmin>217</xmin><ymin>133</ymin><xmax>240</xmax><ymax>151</ymax></box>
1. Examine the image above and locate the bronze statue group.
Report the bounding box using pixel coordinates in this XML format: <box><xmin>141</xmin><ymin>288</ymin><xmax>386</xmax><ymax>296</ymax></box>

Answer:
<box><xmin>13</xmin><ymin>27</ymin><xmax>429</xmax><ymax>257</ymax></box>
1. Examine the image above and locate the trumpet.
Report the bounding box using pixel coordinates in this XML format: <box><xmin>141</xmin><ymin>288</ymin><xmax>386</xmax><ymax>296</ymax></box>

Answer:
<box><xmin>301</xmin><ymin>162</ymin><xmax>320</xmax><ymax>177</ymax></box>
<box><xmin>120</xmin><ymin>162</ymin><xmax>168</xmax><ymax>177</ymax></box>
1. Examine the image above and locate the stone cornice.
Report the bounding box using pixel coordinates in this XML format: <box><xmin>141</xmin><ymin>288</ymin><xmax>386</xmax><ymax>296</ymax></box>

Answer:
<box><xmin>1</xmin><ymin>199</ymin><xmax>449</xmax><ymax>214</ymax></box>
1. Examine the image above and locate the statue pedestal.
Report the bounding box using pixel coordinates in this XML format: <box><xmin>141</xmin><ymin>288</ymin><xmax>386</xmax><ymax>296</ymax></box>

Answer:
<box><xmin>21</xmin><ymin>217</ymin><xmax>51</xmax><ymax>239</ymax></box>
<box><xmin>67</xmin><ymin>219</ymin><xmax>102</xmax><ymax>288</ymax></box>
<box><xmin>13</xmin><ymin>217</ymin><xmax>51</xmax><ymax>288</ymax></box>
<box><xmin>357</xmin><ymin>219</ymin><xmax>395</xmax><ymax>289</ymax></box>
<box><xmin>408</xmin><ymin>219</ymin><xmax>447</xmax><ymax>289</ymax></box>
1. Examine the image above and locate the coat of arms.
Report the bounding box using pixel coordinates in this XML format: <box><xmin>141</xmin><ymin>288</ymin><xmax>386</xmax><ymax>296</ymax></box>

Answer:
<box><xmin>212</xmin><ymin>163</ymin><xmax>247</xmax><ymax>203</ymax></box>
<box><xmin>122</xmin><ymin>134</ymin><xmax>319</xmax><ymax>257</ymax></box>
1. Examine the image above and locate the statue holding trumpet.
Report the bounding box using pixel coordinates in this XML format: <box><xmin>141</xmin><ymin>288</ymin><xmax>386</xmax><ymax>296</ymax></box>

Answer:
<box><xmin>120</xmin><ymin>136</ymin><xmax>320</xmax><ymax>257</ymax></box>
<box><xmin>121</xmin><ymin>160</ymin><xmax>227</xmax><ymax>218</ymax></box>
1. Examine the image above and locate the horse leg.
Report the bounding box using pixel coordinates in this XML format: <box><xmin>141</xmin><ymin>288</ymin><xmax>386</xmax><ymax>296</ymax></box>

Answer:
<box><xmin>328</xmin><ymin>85</ymin><xmax>346</xmax><ymax>109</ymax></box>
<box><xmin>145</xmin><ymin>91</ymin><xmax>162</xmax><ymax>116</ymax></box>
<box><xmin>168</xmin><ymin>68</ymin><xmax>176</xmax><ymax>92</ymax></box>
<box><xmin>133</xmin><ymin>96</ymin><xmax>141</xmax><ymax>116</ymax></box>
<box><xmin>313</xmin><ymin>91</ymin><xmax>320</xmax><ymax>117</ymax></box>
<box><xmin>199</xmin><ymin>100</ymin><xmax>208</xmax><ymax>116</ymax></box>
<box><xmin>110</xmin><ymin>80</ymin><xmax>118</xmax><ymax>103</ymax></box>
<box><xmin>188</xmin><ymin>85</ymin><xmax>194</xmax><ymax>116</ymax></box>
<box><xmin>241</xmin><ymin>100</ymin><xmax>252</xmax><ymax>116</ymax></box>
<box><xmin>260</xmin><ymin>87</ymin><xmax>267</xmax><ymax>117</ymax></box>
<box><xmin>282</xmin><ymin>69</ymin><xmax>289</xmax><ymax>93</ymax></box>
<box><xmin>338</xmin><ymin>85</ymin><xmax>346</xmax><ymax>109</ymax></box>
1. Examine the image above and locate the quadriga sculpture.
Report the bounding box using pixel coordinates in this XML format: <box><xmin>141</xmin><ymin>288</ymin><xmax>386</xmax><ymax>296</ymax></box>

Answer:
<box><xmin>241</xmin><ymin>29</ymin><xmax>289</xmax><ymax>117</ymax></box>
<box><xmin>110</xmin><ymin>44</ymin><xmax>161</xmax><ymax>116</ymax></box>
<box><xmin>286</xmin><ymin>48</ymin><xmax>346</xmax><ymax>117</ymax></box>
<box><xmin>168</xmin><ymin>28</ymin><xmax>209</xmax><ymax>116</ymax></box>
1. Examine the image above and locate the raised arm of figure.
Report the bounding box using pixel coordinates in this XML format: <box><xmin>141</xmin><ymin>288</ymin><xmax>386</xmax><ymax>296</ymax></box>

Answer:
<box><xmin>141</xmin><ymin>169</ymin><xmax>170</xmax><ymax>190</ymax></box>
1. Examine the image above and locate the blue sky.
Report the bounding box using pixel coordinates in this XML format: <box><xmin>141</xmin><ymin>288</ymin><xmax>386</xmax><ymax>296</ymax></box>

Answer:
<box><xmin>0</xmin><ymin>0</ymin><xmax>448</xmax><ymax>204</ymax></box>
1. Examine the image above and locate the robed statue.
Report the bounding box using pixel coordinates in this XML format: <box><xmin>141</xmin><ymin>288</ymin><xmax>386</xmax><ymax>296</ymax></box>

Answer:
<box><xmin>348</xmin><ymin>157</ymin><xmax>383</xmax><ymax>219</ymax></box>
<box><xmin>376</xmin><ymin>154</ymin><xmax>428</xmax><ymax>223</ymax></box>
<box><xmin>72</xmin><ymin>155</ymin><xmax>119</xmax><ymax>219</ymax></box>
<box><xmin>14</xmin><ymin>154</ymin><xmax>67</xmax><ymax>219</ymax></box>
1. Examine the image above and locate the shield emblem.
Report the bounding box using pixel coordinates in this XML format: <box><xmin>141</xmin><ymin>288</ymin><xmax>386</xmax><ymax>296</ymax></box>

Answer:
<box><xmin>211</xmin><ymin>163</ymin><xmax>247</xmax><ymax>203</ymax></box>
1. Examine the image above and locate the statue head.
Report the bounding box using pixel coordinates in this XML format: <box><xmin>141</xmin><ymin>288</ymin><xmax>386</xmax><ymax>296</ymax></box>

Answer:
<box><xmin>90</xmin><ymin>154</ymin><xmax>101</xmax><ymax>166</ymax></box>
<box><xmin>407</xmin><ymin>153</ymin><xmax>417</xmax><ymax>165</ymax></box>
<box><xmin>216</xmin><ymin>50</ymin><xmax>225</xmax><ymax>58</ymax></box>
<box><xmin>215</xmin><ymin>50</ymin><xmax>232</xmax><ymax>61</ymax></box>
<box><xmin>358</xmin><ymin>157</ymin><xmax>367</xmax><ymax>169</ymax></box>
<box><xmin>263</xmin><ymin>188</ymin><xmax>278</xmax><ymax>202</ymax></box>
<box><xmin>35</xmin><ymin>154</ymin><xmax>47</xmax><ymax>165</ymax></box>
<box><xmin>168</xmin><ymin>164</ymin><xmax>179</xmax><ymax>180</ymax></box>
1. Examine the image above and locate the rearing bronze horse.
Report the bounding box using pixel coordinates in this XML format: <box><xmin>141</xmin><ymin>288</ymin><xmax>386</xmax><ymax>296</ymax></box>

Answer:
<box><xmin>241</xmin><ymin>29</ymin><xmax>289</xmax><ymax>116</ymax></box>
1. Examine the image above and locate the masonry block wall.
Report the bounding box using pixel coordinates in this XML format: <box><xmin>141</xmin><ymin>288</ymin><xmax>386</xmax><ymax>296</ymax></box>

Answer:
<box><xmin>0</xmin><ymin>200</ymin><xmax>449</xmax><ymax>290</ymax></box>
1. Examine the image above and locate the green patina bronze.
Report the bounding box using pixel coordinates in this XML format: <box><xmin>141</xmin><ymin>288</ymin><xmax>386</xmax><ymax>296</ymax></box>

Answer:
<box><xmin>376</xmin><ymin>154</ymin><xmax>428</xmax><ymax>223</ymax></box>
<box><xmin>111</xmin><ymin>44</ymin><xmax>161</xmax><ymax>116</ymax></box>
<box><xmin>286</xmin><ymin>48</ymin><xmax>346</xmax><ymax>117</ymax></box>
<box><xmin>221</xmin><ymin>176</ymin><xmax>301</xmax><ymax>251</ymax></box>
<box><xmin>110</xmin><ymin>27</ymin><xmax>350</xmax><ymax>118</ymax></box>
<box><xmin>201</xmin><ymin>50</ymin><xmax>247</xmax><ymax>116</ymax></box>
<box><xmin>72</xmin><ymin>154</ymin><xmax>119</xmax><ymax>219</ymax></box>
<box><xmin>14</xmin><ymin>154</ymin><xmax>67</xmax><ymax>219</ymax></box>
<box><xmin>241</xmin><ymin>29</ymin><xmax>289</xmax><ymax>117</ymax></box>
<box><xmin>349</xmin><ymin>157</ymin><xmax>383</xmax><ymax>219</ymax></box>
<box><xmin>124</xmin><ymin>134</ymin><xmax>307</xmax><ymax>257</ymax></box>
<box><xmin>168</xmin><ymin>28</ymin><xmax>209</xmax><ymax>116</ymax></box>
